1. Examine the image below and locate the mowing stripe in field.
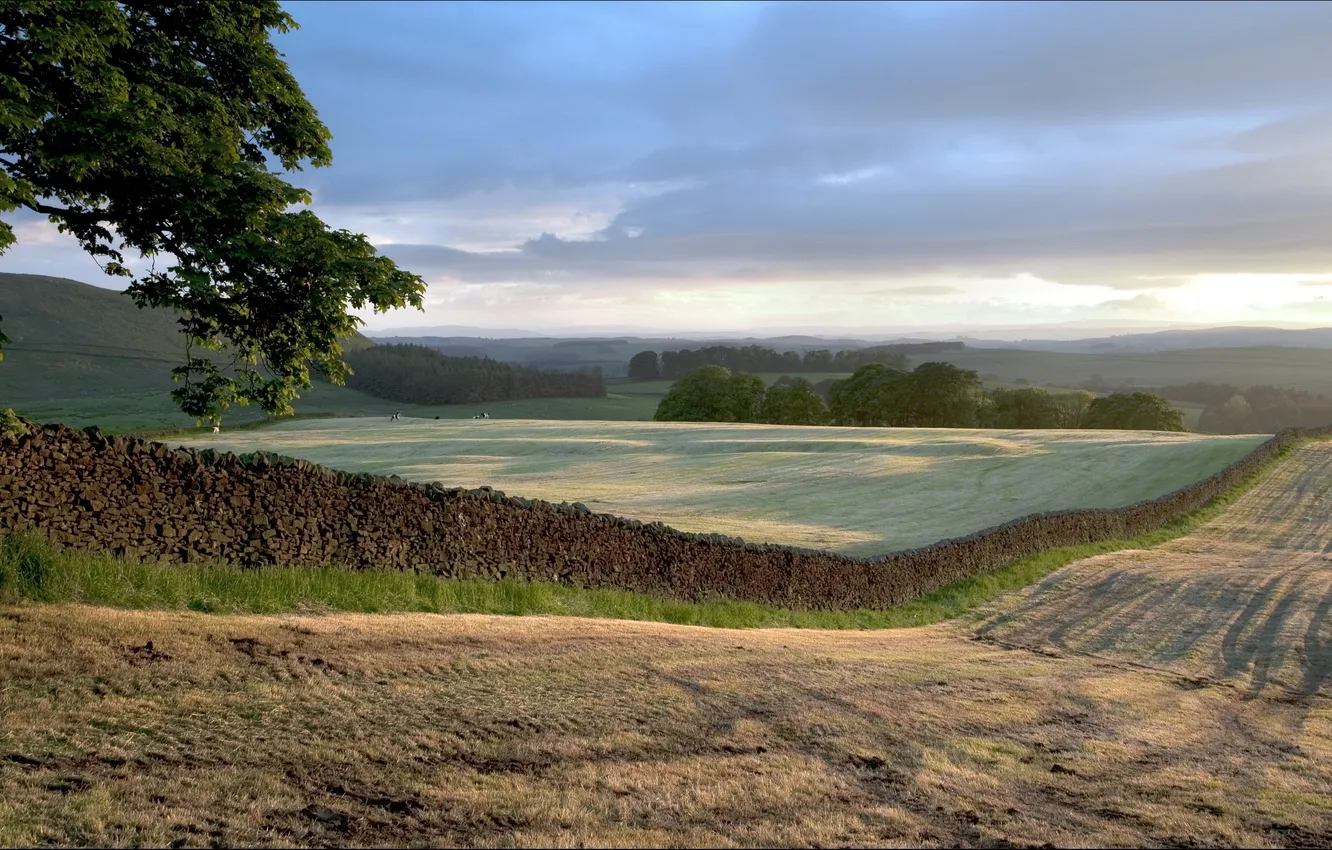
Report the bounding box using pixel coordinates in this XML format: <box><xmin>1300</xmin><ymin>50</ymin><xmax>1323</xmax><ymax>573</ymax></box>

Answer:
<box><xmin>180</xmin><ymin>418</ymin><xmax>1266</xmax><ymax>556</ymax></box>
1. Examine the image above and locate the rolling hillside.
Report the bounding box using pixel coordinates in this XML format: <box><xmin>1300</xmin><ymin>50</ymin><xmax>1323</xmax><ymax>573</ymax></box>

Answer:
<box><xmin>0</xmin><ymin>273</ymin><xmax>378</xmax><ymax>430</ymax></box>
<box><xmin>909</xmin><ymin>346</ymin><xmax>1332</xmax><ymax>397</ymax></box>
<box><xmin>0</xmin><ymin>272</ymin><xmax>190</xmax><ymax>401</ymax></box>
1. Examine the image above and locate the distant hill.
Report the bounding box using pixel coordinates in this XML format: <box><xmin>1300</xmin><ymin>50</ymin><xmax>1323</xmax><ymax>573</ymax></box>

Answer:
<box><xmin>0</xmin><ymin>272</ymin><xmax>374</xmax><ymax>403</ymax></box>
<box><xmin>907</xmin><ymin>346</ymin><xmax>1332</xmax><ymax>398</ymax></box>
<box><xmin>965</xmin><ymin>326</ymin><xmax>1332</xmax><ymax>354</ymax></box>
<box><xmin>368</xmin><ymin>334</ymin><xmax>894</xmax><ymax>377</ymax></box>
<box><xmin>0</xmin><ymin>273</ymin><xmax>189</xmax><ymax>402</ymax></box>
<box><xmin>368</xmin><ymin>324</ymin><xmax>545</xmax><ymax>338</ymax></box>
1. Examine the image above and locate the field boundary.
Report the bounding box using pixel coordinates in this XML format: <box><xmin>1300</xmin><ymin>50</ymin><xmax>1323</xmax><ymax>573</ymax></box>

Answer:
<box><xmin>0</xmin><ymin>417</ymin><xmax>1328</xmax><ymax>610</ymax></box>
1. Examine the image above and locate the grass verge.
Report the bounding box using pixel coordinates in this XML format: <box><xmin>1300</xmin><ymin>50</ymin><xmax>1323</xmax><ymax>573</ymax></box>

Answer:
<box><xmin>0</xmin><ymin>440</ymin><xmax>1302</xmax><ymax>629</ymax></box>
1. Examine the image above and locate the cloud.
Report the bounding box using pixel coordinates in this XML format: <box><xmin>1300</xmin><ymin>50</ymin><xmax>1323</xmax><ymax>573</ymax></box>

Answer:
<box><xmin>871</xmin><ymin>285</ymin><xmax>965</xmax><ymax>297</ymax></box>
<box><xmin>10</xmin><ymin>1</ymin><xmax>1332</xmax><ymax>332</ymax></box>
<box><xmin>1094</xmin><ymin>293</ymin><xmax>1169</xmax><ymax>312</ymax></box>
<box><xmin>273</xmin><ymin>1</ymin><xmax>1332</xmax><ymax>309</ymax></box>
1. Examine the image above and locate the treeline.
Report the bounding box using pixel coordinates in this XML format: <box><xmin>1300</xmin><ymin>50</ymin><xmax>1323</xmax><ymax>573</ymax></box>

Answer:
<box><xmin>629</xmin><ymin>341</ymin><xmax>964</xmax><ymax>380</ymax></box>
<box><xmin>344</xmin><ymin>344</ymin><xmax>605</xmax><ymax>405</ymax></box>
<box><xmin>655</xmin><ymin>363</ymin><xmax>1185</xmax><ymax>432</ymax></box>
<box><xmin>1158</xmin><ymin>382</ymin><xmax>1332</xmax><ymax>434</ymax></box>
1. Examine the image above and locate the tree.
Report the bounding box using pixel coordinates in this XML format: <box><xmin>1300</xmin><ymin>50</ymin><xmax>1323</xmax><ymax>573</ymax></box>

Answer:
<box><xmin>0</xmin><ymin>1</ymin><xmax>425</xmax><ymax>420</ymax></box>
<box><xmin>827</xmin><ymin>364</ymin><xmax>913</xmax><ymax>426</ymax></box>
<box><xmin>985</xmin><ymin>387</ymin><xmax>1067</xmax><ymax>429</ymax></box>
<box><xmin>802</xmin><ymin>349</ymin><xmax>833</xmax><ymax>371</ymax></box>
<box><xmin>1198</xmin><ymin>393</ymin><xmax>1257</xmax><ymax>434</ymax></box>
<box><xmin>1052</xmin><ymin>389</ymin><xmax>1096</xmax><ymax>428</ymax></box>
<box><xmin>1083</xmin><ymin>392</ymin><xmax>1186</xmax><ymax>432</ymax></box>
<box><xmin>727</xmin><ymin>372</ymin><xmax>766</xmax><ymax>423</ymax></box>
<box><xmin>759</xmin><ymin>377</ymin><xmax>830</xmax><ymax>425</ymax></box>
<box><xmin>627</xmin><ymin>350</ymin><xmax>660</xmax><ymax>380</ymax></box>
<box><xmin>654</xmin><ymin>366</ymin><xmax>764</xmax><ymax>423</ymax></box>
<box><xmin>908</xmin><ymin>362</ymin><xmax>985</xmax><ymax>428</ymax></box>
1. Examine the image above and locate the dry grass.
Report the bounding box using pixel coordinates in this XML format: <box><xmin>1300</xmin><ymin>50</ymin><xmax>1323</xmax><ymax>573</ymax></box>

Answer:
<box><xmin>178</xmin><ymin>418</ymin><xmax>1264</xmax><ymax>555</ymax></box>
<box><xmin>1</xmin><ymin>606</ymin><xmax>1328</xmax><ymax>848</ymax></box>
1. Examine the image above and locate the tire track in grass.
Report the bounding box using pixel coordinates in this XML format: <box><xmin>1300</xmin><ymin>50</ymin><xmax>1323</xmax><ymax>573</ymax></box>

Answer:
<box><xmin>973</xmin><ymin>441</ymin><xmax>1332</xmax><ymax>698</ymax></box>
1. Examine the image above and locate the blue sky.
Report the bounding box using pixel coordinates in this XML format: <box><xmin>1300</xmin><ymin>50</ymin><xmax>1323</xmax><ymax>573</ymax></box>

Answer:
<box><xmin>7</xmin><ymin>0</ymin><xmax>1332</xmax><ymax>334</ymax></box>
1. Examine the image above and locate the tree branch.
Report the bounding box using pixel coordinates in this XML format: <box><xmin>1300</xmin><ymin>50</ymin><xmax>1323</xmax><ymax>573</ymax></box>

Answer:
<box><xmin>21</xmin><ymin>200</ymin><xmax>108</xmax><ymax>224</ymax></box>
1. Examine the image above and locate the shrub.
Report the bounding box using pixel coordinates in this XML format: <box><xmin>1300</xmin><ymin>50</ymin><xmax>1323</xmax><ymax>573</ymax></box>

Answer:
<box><xmin>0</xmin><ymin>409</ymin><xmax>30</xmax><ymax>440</ymax></box>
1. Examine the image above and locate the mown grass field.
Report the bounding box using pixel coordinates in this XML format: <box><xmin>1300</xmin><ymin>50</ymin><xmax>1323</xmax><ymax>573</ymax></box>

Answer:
<box><xmin>974</xmin><ymin>438</ymin><xmax>1332</xmax><ymax>695</ymax></box>
<box><xmin>2</xmin><ymin>446</ymin><xmax>1329</xmax><ymax>847</ymax></box>
<box><xmin>179</xmin><ymin>418</ymin><xmax>1265</xmax><ymax>556</ymax></box>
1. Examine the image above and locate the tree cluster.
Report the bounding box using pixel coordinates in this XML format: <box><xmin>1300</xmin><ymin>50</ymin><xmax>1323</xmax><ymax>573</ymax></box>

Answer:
<box><xmin>654</xmin><ymin>367</ymin><xmax>829</xmax><ymax>425</ymax></box>
<box><xmin>629</xmin><ymin>343</ymin><xmax>957</xmax><ymax>380</ymax></box>
<box><xmin>983</xmin><ymin>387</ymin><xmax>1096</xmax><ymax>429</ymax></box>
<box><xmin>829</xmin><ymin>368</ymin><xmax>1183</xmax><ymax>431</ymax></box>
<box><xmin>345</xmin><ymin>344</ymin><xmax>605</xmax><ymax>405</ymax></box>
<box><xmin>828</xmin><ymin>363</ymin><xmax>988</xmax><ymax>427</ymax></box>
<box><xmin>1080</xmin><ymin>392</ymin><xmax>1185</xmax><ymax>432</ymax></box>
<box><xmin>1160</xmin><ymin>382</ymin><xmax>1332</xmax><ymax>434</ymax></box>
<box><xmin>655</xmin><ymin>363</ymin><xmax>1187</xmax><ymax>432</ymax></box>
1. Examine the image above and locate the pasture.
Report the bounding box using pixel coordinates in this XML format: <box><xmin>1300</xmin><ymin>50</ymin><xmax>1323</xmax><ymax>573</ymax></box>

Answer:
<box><xmin>2</xmin><ymin>446</ymin><xmax>1329</xmax><ymax>846</ymax></box>
<box><xmin>180</xmin><ymin>418</ymin><xmax>1265</xmax><ymax>556</ymax></box>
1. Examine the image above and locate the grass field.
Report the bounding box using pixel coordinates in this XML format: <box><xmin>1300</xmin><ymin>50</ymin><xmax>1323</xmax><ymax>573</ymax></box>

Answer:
<box><xmin>8</xmin><ymin>373</ymin><xmax>854</xmax><ymax>435</ymax></box>
<box><xmin>178</xmin><ymin>418</ymin><xmax>1265</xmax><ymax>556</ymax></box>
<box><xmin>2</xmin><ymin>446</ymin><xmax>1329</xmax><ymax>846</ymax></box>
<box><xmin>9</xmin><ymin>381</ymin><xmax>663</xmax><ymax>435</ymax></box>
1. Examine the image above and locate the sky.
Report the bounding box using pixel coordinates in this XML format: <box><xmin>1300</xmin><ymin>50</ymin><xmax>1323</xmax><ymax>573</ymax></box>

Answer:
<box><xmin>6</xmin><ymin>0</ymin><xmax>1332</xmax><ymax>336</ymax></box>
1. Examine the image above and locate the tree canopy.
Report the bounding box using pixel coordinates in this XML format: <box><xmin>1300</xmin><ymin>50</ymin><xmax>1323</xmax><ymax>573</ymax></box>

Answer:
<box><xmin>659</xmin><ymin>363</ymin><xmax>1188</xmax><ymax>433</ymax></box>
<box><xmin>648</xmin><ymin>343</ymin><xmax>918</xmax><ymax>380</ymax></box>
<box><xmin>983</xmin><ymin>387</ymin><xmax>1095</xmax><ymax>429</ymax></box>
<box><xmin>627</xmin><ymin>350</ymin><xmax>660</xmax><ymax>380</ymax></box>
<box><xmin>759</xmin><ymin>377</ymin><xmax>830</xmax><ymax>425</ymax></box>
<box><xmin>827</xmin><ymin>362</ymin><xmax>985</xmax><ymax>427</ymax></box>
<box><xmin>1083</xmin><ymin>392</ymin><xmax>1186</xmax><ymax>432</ymax></box>
<box><xmin>654</xmin><ymin>366</ymin><xmax>765</xmax><ymax>423</ymax></box>
<box><xmin>0</xmin><ymin>1</ymin><xmax>425</xmax><ymax>421</ymax></box>
<box><xmin>342</xmin><ymin>344</ymin><xmax>604</xmax><ymax>406</ymax></box>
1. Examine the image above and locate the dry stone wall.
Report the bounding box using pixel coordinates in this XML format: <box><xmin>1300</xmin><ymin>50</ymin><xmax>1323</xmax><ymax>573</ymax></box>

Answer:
<box><xmin>0</xmin><ymin>419</ymin><xmax>1327</xmax><ymax>610</ymax></box>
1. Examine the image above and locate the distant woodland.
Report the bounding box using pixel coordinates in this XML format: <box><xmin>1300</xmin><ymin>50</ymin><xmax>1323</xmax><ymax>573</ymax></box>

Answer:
<box><xmin>1158</xmin><ymin>382</ymin><xmax>1332</xmax><ymax>434</ymax></box>
<box><xmin>344</xmin><ymin>344</ymin><xmax>605</xmax><ymax>405</ymax></box>
<box><xmin>629</xmin><ymin>342</ymin><xmax>964</xmax><ymax>380</ymax></box>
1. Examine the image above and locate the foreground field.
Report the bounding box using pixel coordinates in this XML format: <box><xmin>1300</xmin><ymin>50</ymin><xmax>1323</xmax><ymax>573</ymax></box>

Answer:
<box><xmin>181</xmin><ymin>418</ymin><xmax>1264</xmax><ymax>555</ymax></box>
<box><xmin>2</xmin><ymin>446</ymin><xmax>1330</xmax><ymax>847</ymax></box>
<box><xmin>2</xmin><ymin>607</ymin><xmax>1326</xmax><ymax>848</ymax></box>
